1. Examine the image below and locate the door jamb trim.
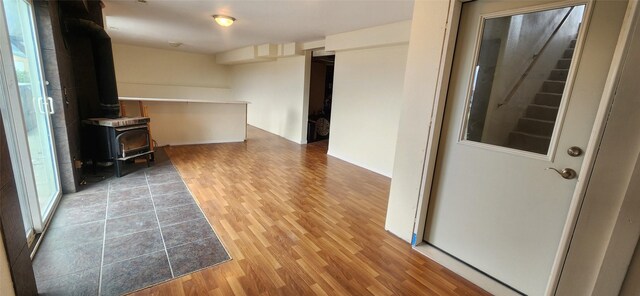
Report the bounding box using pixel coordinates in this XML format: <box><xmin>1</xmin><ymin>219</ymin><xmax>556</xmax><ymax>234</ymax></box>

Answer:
<box><xmin>555</xmin><ymin>1</ymin><xmax>640</xmax><ymax>294</ymax></box>
<box><xmin>410</xmin><ymin>0</ymin><xmax>462</xmax><ymax>249</ymax></box>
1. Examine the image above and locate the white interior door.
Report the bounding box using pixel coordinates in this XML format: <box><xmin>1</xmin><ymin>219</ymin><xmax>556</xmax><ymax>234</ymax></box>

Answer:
<box><xmin>423</xmin><ymin>1</ymin><xmax>628</xmax><ymax>295</ymax></box>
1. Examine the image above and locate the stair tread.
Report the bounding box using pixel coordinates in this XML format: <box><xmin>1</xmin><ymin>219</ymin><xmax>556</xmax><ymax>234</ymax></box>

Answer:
<box><xmin>569</xmin><ymin>40</ymin><xmax>577</xmax><ymax>49</ymax></box>
<box><xmin>520</xmin><ymin>117</ymin><xmax>555</xmax><ymax>124</ymax></box>
<box><xmin>507</xmin><ymin>41</ymin><xmax>574</xmax><ymax>153</ymax></box>
<box><xmin>538</xmin><ymin>92</ymin><xmax>562</xmax><ymax>96</ymax></box>
<box><xmin>510</xmin><ymin>131</ymin><xmax>552</xmax><ymax>140</ymax></box>
<box><xmin>529</xmin><ymin>104</ymin><xmax>559</xmax><ymax>110</ymax></box>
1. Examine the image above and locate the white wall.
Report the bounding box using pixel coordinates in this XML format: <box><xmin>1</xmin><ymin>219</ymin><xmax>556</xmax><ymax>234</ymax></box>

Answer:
<box><xmin>327</xmin><ymin>45</ymin><xmax>408</xmax><ymax>177</ymax></box>
<box><xmin>230</xmin><ymin>56</ymin><xmax>308</xmax><ymax>144</ymax></box>
<box><xmin>112</xmin><ymin>25</ymin><xmax>407</xmax><ymax>177</ymax></box>
<box><xmin>621</xmin><ymin>238</ymin><xmax>640</xmax><ymax>295</ymax></box>
<box><xmin>385</xmin><ymin>0</ymin><xmax>452</xmax><ymax>242</ymax></box>
<box><xmin>112</xmin><ymin>43</ymin><xmax>232</xmax><ymax>100</ymax></box>
<box><xmin>325</xmin><ymin>20</ymin><xmax>411</xmax><ymax>51</ymax></box>
<box><xmin>113</xmin><ymin>44</ymin><xmax>246</xmax><ymax>146</ymax></box>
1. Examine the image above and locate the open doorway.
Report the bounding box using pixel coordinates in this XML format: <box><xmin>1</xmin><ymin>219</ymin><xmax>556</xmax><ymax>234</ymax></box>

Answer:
<box><xmin>307</xmin><ymin>51</ymin><xmax>334</xmax><ymax>143</ymax></box>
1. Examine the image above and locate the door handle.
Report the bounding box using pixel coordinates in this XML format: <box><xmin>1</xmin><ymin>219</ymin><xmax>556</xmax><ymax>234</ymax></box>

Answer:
<box><xmin>46</xmin><ymin>97</ymin><xmax>54</xmax><ymax>114</ymax></box>
<box><xmin>37</xmin><ymin>97</ymin><xmax>45</xmax><ymax>114</ymax></box>
<box><xmin>546</xmin><ymin>167</ymin><xmax>577</xmax><ymax>180</ymax></box>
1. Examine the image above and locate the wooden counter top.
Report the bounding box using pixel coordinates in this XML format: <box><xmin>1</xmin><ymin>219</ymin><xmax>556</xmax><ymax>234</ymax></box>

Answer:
<box><xmin>119</xmin><ymin>97</ymin><xmax>249</xmax><ymax>104</ymax></box>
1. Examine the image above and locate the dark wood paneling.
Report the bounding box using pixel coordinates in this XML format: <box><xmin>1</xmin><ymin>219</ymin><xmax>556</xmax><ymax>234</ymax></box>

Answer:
<box><xmin>0</xmin><ymin>108</ymin><xmax>38</xmax><ymax>295</ymax></box>
<box><xmin>0</xmin><ymin>183</ymin><xmax>25</xmax><ymax>266</ymax></box>
<box><xmin>0</xmin><ymin>118</ymin><xmax>11</xmax><ymax>189</ymax></box>
<box><xmin>9</xmin><ymin>246</ymin><xmax>37</xmax><ymax>296</ymax></box>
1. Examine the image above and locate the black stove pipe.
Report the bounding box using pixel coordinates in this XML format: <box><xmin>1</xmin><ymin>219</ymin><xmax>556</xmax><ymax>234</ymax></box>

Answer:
<box><xmin>65</xmin><ymin>18</ymin><xmax>120</xmax><ymax>118</ymax></box>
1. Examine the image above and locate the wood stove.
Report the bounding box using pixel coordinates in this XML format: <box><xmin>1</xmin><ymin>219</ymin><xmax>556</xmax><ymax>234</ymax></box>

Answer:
<box><xmin>83</xmin><ymin>117</ymin><xmax>154</xmax><ymax>177</ymax></box>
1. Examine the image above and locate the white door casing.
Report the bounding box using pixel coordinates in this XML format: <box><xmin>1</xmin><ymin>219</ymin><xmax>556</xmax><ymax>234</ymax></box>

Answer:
<box><xmin>422</xmin><ymin>1</ymin><xmax>628</xmax><ymax>295</ymax></box>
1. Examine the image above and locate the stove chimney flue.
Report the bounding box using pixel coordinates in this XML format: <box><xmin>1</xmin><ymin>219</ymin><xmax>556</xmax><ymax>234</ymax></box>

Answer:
<box><xmin>65</xmin><ymin>18</ymin><xmax>120</xmax><ymax>118</ymax></box>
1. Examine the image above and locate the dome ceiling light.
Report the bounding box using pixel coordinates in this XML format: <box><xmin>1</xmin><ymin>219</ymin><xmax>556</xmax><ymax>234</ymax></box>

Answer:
<box><xmin>212</xmin><ymin>15</ymin><xmax>236</xmax><ymax>27</ymax></box>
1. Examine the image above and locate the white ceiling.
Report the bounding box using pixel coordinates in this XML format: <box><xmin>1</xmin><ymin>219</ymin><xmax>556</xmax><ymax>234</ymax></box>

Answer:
<box><xmin>103</xmin><ymin>0</ymin><xmax>415</xmax><ymax>55</ymax></box>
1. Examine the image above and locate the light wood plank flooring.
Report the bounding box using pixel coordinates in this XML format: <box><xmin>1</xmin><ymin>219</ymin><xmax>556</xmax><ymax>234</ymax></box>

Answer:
<box><xmin>130</xmin><ymin>126</ymin><xmax>488</xmax><ymax>295</ymax></box>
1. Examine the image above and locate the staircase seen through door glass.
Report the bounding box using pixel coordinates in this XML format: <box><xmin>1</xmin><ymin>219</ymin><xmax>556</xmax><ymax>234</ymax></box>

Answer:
<box><xmin>462</xmin><ymin>5</ymin><xmax>585</xmax><ymax>155</ymax></box>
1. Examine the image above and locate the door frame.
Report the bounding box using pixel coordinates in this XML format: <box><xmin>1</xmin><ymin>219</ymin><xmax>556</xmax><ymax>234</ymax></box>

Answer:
<box><xmin>0</xmin><ymin>0</ymin><xmax>39</xmax><ymax>240</ymax></box>
<box><xmin>0</xmin><ymin>0</ymin><xmax>62</xmax><ymax>234</ymax></box>
<box><xmin>409</xmin><ymin>0</ymin><xmax>639</xmax><ymax>295</ymax></box>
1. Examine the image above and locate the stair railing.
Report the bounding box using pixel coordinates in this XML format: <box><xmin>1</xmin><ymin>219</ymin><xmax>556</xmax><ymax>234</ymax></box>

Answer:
<box><xmin>496</xmin><ymin>7</ymin><xmax>575</xmax><ymax>109</ymax></box>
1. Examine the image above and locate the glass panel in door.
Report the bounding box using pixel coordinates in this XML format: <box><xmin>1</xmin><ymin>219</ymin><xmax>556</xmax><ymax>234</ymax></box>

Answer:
<box><xmin>462</xmin><ymin>6</ymin><xmax>585</xmax><ymax>155</ymax></box>
<box><xmin>3</xmin><ymin>0</ymin><xmax>61</xmax><ymax>221</ymax></box>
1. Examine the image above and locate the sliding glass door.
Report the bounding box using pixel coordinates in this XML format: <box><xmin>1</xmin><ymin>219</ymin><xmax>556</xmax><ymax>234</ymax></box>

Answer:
<box><xmin>0</xmin><ymin>0</ymin><xmax>61</xmax><ymax>234</ymax></box>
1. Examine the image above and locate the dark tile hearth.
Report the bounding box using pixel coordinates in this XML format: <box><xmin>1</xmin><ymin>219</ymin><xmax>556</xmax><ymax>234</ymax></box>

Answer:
<box><xmin>161</xmin><ymin>218</ymin><xmax>215</xmax><ymax>248</ymax></box>
<box><xmin>107</xmin><ymin>197</ymin><xmax>155</xmax><ymax>219</ymax></box>
<box><xmin>108</xmin><ymin>186</ymin><xmax>151</xmax><ymax>204</ymax></box>
<box><xmin>105</xmin><ymin>212</ymin><xmax>158</xmax><ymax>239</ymax></box>
<box><xmin>151</xmin><ymin>192</ymin><xmax>195</xmax><ymax>210</ymax></box>
<box><xmin>102</xmin><ymin>228</ymin><xmax>164</xmax><ymax>265</ymax></box>
<box><xmin>38</xmin><ymin>220</ymin><xmax>105</xmax><ymax>252</ymax></box>
<box><xmin>156</xmin><ymin>203</ymin><xmax>203</xmax><ymax>227</ymax></box>
<box><xmin>148</xmin><ymin>181</ymin><xmax>188</xmax><ymax>196</ymax></box>
<box><xmin>37</xmin><ymin>268</ymin><xmax>100</xmax><ymax>296</ymax></box>
<box><xmin>109</xmin><ymin>177</ymin><xmax>148</xmax><ymax>191</ymax></box>
<box><xmin>32</xmin><ymin>148</ymin><xmax>231</xmax><ymax>296</ymax></box>
<box><xmin>100</xmin><ymin>251</ymin><xmax>172</xmax><ymax>296</ymax></box>
<box><xmin>167</xmin><ymin>237</ymin><xmax>230</xmax><ymax>277</ymax></box>
<box><xmin>33</xmin><ymin>240</ymin><xmax>103</xmax><ymax>281</ymax></box>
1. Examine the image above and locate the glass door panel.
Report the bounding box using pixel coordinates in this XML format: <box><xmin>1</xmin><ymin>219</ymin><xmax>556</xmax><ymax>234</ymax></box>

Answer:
<box><xmin>3</xmin><ymin>0</ymin><xmax>61</xmax><ymax>223</ymax></box>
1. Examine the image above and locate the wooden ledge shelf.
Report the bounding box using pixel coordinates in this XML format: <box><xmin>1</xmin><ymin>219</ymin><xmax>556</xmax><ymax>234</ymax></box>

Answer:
<box><xmin>119</xmin><ymin>96</ymin><xmax>250</xmax><ymax>105</ymax></box>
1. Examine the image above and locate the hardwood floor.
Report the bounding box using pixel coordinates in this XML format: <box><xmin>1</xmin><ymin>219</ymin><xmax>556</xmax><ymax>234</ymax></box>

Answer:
<box><xmin>129</xmin><ymin>126</ymin><xmax>488</xmax><ymax>295</ymax></box>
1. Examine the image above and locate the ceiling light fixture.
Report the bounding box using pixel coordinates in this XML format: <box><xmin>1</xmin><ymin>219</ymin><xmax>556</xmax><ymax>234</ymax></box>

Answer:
<box><xmin>212</xmin><ymin>15</ymin><xmax>236</xmax><ymax>27</ymax></box>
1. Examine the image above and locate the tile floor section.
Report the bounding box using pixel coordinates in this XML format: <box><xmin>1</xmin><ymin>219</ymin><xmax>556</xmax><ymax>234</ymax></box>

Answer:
<box><xmin>33</xmin><ymin>151</ymin><xmax>231</xmax><ymax>296</ymax></box>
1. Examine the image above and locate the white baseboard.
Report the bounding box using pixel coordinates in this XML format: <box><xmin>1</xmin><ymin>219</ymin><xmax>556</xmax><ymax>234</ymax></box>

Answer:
<box><xmin>413</xmin><ymin>243</ymin><xmax>522</xmax><ymax>296</ymax></box>
<box><xmin>326</xmin><ymin>150</ymin><xmax>392</xmax><ymax>178</ymax></box>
